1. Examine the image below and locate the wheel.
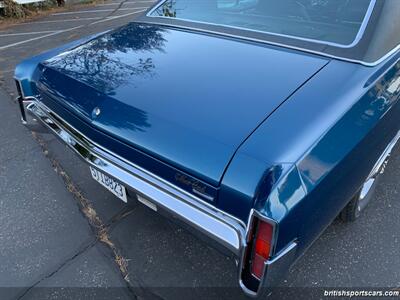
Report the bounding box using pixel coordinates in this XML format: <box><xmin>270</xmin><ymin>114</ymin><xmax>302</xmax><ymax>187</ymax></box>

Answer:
<box><xmin>340</xmin><ymin>176</ymin><xmax>379</xmax><ymax>222</ymax></box>
<box><xmin>341</xmin><ymin>132</ymin><xmax>400</xmax><ymax>222</ymax></box>
<box><xmin>340</xmin><ymin>178</ymin><xmax>378</xmax><ymax>222</ymax></box>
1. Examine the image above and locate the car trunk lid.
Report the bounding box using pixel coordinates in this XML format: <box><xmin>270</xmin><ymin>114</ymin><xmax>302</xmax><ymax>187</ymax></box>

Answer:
<box><xmin>37</xmin><ymin>23</ymin><xmax>328</xmax><ymax>187</ymax></box>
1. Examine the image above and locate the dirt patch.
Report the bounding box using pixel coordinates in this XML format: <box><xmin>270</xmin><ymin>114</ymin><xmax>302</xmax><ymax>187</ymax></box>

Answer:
<box><xmin>32</xmin><ymin>130</ymin><xmax>134</xmax><ymax>284</ymax></box>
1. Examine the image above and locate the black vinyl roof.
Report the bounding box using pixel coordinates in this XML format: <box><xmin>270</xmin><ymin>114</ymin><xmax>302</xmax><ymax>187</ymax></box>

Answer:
<box><xmin>138</xmin><ymin>0</ymin><xmax>400</xmax><ymax>66</ymax></box>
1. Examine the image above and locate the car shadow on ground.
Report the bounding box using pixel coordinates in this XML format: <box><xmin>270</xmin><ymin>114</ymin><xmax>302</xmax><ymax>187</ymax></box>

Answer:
<box><xmin>38</xmin><ymin>124</ymin><xmax>400</xmax><ymax>300</ymax></box>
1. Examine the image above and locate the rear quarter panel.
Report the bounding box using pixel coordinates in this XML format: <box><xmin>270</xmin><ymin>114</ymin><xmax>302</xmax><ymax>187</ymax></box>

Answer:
<box><xmin>222</xmin><ymin>53</ymin><xmax>400</xmax><ymax>256</ymax></box>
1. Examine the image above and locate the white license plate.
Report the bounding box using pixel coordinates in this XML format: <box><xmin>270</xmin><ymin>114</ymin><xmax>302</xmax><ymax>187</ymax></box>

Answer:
<box><xmin>90</xmin><ymin>166</ymin><xmax>128</xmax><ymax>203</ymax></box>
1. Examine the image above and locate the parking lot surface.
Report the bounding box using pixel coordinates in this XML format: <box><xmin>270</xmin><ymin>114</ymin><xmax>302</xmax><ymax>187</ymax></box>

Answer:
<box><xmin>0</xmin><ymin>2</ymin><xmax>399</xmax><ymax>299</ymax></box>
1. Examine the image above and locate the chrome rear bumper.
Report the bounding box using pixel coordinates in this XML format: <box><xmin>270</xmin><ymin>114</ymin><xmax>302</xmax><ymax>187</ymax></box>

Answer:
<box><xmin>23</xmin><ymin>97</ymin><xmax>247</xmax><ymax>255</ymax></box>
<box><xmin>19</xmin><ymin>96</ymin><xmax>297</xmax><ymax>297</ymax></box>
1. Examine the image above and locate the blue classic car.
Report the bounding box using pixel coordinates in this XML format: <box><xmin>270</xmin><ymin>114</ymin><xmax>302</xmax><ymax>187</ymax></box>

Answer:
<box><xmin>14</xmin><ymin>0</ymin><xmax>400</xmax><ymax>297</ymax></box>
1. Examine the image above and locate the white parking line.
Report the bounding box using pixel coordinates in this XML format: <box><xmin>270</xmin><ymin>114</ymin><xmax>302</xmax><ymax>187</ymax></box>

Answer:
<box><xmin>0</xmin><ymin>9</ymin><xmax>147</xmax><ymax>51</ymax></box>
<box><xmin>0</xmin><ymin>26</ymin><xmax>82</xmax><ymax>50</ymax></box>
<box><xmin>52</xmin><ymin>7</ymin><xmax>149</xmax><ymax>15</ymax></box>
<box><xmin>89</xmin><ymin>8</ymin><xmax>146</xmax><ymax>24</ymax></box>
<box><xmin>0</xmin><ymin>30</ymin><xmax>57</xmax><ymax>37</ymax></box>
<box><xmin>96</xmin><ymin>1</ymin><xmax>155</xmax><ymax>6</ymax></box>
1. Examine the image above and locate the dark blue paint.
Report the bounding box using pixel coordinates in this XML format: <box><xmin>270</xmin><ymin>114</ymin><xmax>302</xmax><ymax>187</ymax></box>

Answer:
<box><xmin>219</xmin><ymin>57</ymin><xmax>400</xmax><ymax>253</ymax></box>
<box><xmin>15</xmin><ymin>20</ymin><xmax>400</xmax><ymax>272</ymax></box>
<box><xmin>35</xmin><ymin>23</ymin><xmax>327</xmax><ymax>187</ymax></box>
<box><xmin>14</xmin><ymin>32</ymin><xmax>107</xmax><ymax>97</ymax></box>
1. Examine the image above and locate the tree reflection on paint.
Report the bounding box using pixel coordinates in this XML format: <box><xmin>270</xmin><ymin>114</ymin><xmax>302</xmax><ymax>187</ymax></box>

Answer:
<box><xmin>45</xmin><ymin>24</ymin><xmax>167</xmax><ymax>96</ymax></box>
<box><xmin>41</xmin><ymin>24</ymin><xmax>168</xmax><ymax>133</ymax></box>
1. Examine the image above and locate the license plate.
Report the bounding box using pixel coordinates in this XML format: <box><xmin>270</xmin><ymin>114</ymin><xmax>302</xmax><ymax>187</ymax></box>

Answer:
<box><xmin>90</xmin><ymin>166</ymin><xmax>128</xmax><ymax>203</ymax></box>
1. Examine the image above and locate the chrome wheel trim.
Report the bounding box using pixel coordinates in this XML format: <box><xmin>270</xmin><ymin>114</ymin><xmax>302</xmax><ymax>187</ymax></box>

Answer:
<box><xmin>355</xmin><ymin>131</ymin><xmax>400</xmax><ymax>217</ymax></box>
<box><xmin>356</xmin><ymin>177</ymin><xmax>377</xmax><ymax>217</ymax></box>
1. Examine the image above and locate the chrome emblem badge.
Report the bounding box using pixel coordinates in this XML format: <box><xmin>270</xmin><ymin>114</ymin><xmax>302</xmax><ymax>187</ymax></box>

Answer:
<box><xmin>92</xmin><ymin>107</ymin><xmax>101</xmax><ymax>118</ymax></box>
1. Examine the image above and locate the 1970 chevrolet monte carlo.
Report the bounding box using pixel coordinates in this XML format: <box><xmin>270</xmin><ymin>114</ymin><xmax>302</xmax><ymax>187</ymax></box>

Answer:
<box><xmin>14</xmin><ymin>0</ymin><xmax>400</xmax><ymax>297</ymax></box>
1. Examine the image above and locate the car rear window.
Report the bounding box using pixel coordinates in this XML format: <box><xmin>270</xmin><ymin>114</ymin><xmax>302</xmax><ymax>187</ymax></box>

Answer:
<box><xmin>149</xmin><ymin>0</ymin><xmax>374</xmax><ymax>46</ymax></box>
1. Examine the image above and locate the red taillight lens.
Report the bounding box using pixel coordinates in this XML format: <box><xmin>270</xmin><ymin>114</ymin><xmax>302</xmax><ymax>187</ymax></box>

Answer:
<box><xmin>255</xmin><ymin>238</ymin><xmax>271</xmax><ymax>258</ymax></box>
<box><xmin>258</xmin><ymin>221</ymin><xmax>273</xmax><ymax>243</ymax></box>
<box><xmin>250</xmin><ymin>219</ymin><xmax>274</xmax><ymax>279</ymax></box>
<box><xmin>251</xmin><ymin>254</ymin><xmax>265</xmax><ymax>279</ymax></box>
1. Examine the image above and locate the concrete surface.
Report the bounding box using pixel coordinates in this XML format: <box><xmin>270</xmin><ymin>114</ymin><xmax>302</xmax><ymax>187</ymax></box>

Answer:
<box><xmin>0</xmin><ymin>1</ymin><xmax>399</xmax><ymax>299</ymax></box>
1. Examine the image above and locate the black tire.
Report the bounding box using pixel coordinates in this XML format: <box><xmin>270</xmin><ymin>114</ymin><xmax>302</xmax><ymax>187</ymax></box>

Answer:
<box><xmin>340</xmin><ymin>194</ymin><xmax>360</xmax><ymax>222</ymax></box>
<box><xmin>340</xmin><ymin>177</ymin><xmax>379</xmax><ymax>222</ymax></box>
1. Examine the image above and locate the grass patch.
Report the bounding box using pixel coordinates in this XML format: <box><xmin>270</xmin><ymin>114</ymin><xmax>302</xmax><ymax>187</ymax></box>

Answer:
<box><xmin>0</xmin><ymin>0</ymin><xmax>59</xmax><ymax>19</ymax></box>
<box><xmin>1</xmin><ymin>0</ymin><xmax>29</xmax><ymax>18</ymax></box>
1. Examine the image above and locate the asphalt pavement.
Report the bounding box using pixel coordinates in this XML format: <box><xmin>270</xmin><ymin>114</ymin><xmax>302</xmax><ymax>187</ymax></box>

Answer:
<box><xmin>0</xmin><ymin>2</ymin><xmax>399</xmax><ymax>299</ymax></box>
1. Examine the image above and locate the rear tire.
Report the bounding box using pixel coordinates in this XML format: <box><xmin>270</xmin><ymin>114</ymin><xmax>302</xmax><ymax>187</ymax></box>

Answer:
<box><xmin>340</xmin><ymin>177</ymin><xmax>379</xmax><ymax>222</ymax></box>
<box><xmin>341</xmin><ymin>132</ymin><xmax>399</xmax><ymax>222</ymax></box>
<box><xmin>340</xmin><ymin>194</ymin><xmax>359</xmax><ymax>222</ymax></box>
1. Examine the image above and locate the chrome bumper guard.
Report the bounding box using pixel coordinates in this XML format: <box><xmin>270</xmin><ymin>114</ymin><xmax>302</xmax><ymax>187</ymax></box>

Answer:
<box><xmin>20</xmin><ymin>97</ymin><xmax>297</xmax><ymax>297</ymax></box>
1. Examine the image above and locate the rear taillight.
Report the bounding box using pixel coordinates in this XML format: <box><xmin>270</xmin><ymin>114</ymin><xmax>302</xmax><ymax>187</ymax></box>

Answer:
<box><xmin>240</xmin><ymin>213</ymin><xmax>276</xmax><ymax>293</ymax></box>
<box><xmin>250</xmin><ymin>219</ymin><xmax>274</xmax><ymax>279</ymax></box>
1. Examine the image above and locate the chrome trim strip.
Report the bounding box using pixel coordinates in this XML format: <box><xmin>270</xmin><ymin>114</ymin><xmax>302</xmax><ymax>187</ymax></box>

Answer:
<box><xmin>142</xmin><ymin>0</ymin><xmax>400</xmax><ymax>67</ymax></box>
<box><xmin>368</xmin><ymin>130</ymin><xmax>400</xmax><ymax>179</ymax></box>
<box><xmin>17</xmin><ymin>96</ymin><xmax>28</xmax><ymax>124</ymax></box>
<box><xmin>137</xmin><ymin>19</ymin><xmax>400</xmax><ymax>67</ymax></box>
<box><xmin>24</xmin><ymin>98</ymin><xmax>247</xmax><ymax>256</ymax></box>
<box><xmin>147</xmin><ymin>0</ymin><xmax>376</xmax><ymax>48</ymax></box>
<box><xmin>14</xmin><ymin>79</ymin><xmax>28</xmax><ymax>124</ymax></box>
<box><xmin>28</xmin><ymin>97</ymin><xmax>245</xmax><ymax>227</ymax></box>
<box><xmin>14</xmin><ymin>78</ymin><xmax>26</xmax><ymax>99</ymax></box>
<box><xmin>239</xmin><ymin>239</ymin><xmax>298</xmax><ymax>297</ymax></box>
<box><xmin>237</xmin><ymin>209</ymin><xmax>280</xmax><ymax>297</ymax></box>
<box><xmin>349</xmin><ymin>0</ymin><xmax>376</xmax><ymax>48</ymax></box>
<box><xmin>20</xmin><ymin>97</ymin><xmax>300</xmax><ymax>297</ymax></box>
